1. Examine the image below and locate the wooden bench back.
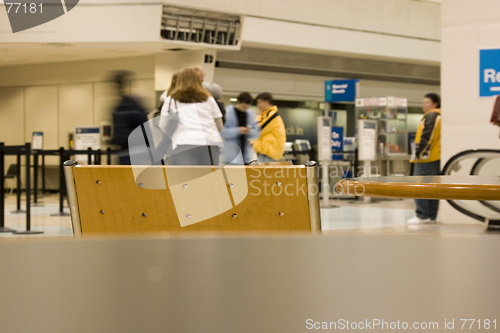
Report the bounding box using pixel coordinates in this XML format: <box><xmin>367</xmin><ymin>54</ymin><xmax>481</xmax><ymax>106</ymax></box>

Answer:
<box><xmin>64</xmin><ymin>163</ymin><xmax>321</xmax><ymax>236</ymax></box>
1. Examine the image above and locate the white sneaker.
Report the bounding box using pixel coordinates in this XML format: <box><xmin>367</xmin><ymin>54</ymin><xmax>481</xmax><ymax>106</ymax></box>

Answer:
<box><xmin>407</xmin><ymin>216</ymin><xmax>431</xmax><ymax>224</ymax></box>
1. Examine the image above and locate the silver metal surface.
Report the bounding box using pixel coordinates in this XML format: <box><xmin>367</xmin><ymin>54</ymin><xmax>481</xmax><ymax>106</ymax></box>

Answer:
<box><xmin>305</xmin><ymin>162</ymin><xmax>321</xmax><ymax>233</ymax></box>
<box><xmin>63</xmin><ymin>161</ymin><xmax>82</xmax><ymax>238</ymax></box>
<box><xmin>0</xmin><ymin>235</ymin><xmax>499</xmax><ymax>333</ymax></box>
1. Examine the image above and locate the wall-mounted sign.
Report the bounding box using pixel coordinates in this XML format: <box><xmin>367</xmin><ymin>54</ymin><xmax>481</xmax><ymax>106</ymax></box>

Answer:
<box><xmin>317</xmin><ymin>116</ymin><xmax>332</xmax><ymax>161</ymax></box>
<box><xmin>74</xmin><ymin>127</ymin><xmax>101</xmax><ymax>164</ymax></box>
<box><xmin>358</xmin><ymin>120</ymin><xmax>377</xmax><ymax>161</ymax></box>
<box><xmin>331</xmin><ymin>127</ymin><xmax>344</xmax><ymax>161</ymax></box>
<box><xmin>325</xmin><ymin>79</ymin><xmax>358</xmax><ymax>103</ymax></box>
<box><xmin>480</xmin><ymin>48</ymin><xmax>500</xmax><ymax>97</ymax></box>
<box><xmin>31</xmin><ymin>132</ymin><xmax>43</xmax><ymax>150</ymax></box>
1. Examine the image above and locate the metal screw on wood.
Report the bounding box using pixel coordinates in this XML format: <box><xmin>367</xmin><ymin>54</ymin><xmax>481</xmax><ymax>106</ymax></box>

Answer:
<box><xmin>276</xmin><ymin>182</ymin><xmax>281</xmax><ymax>186</ymax></box>
<box><xmin>142</xmin><ymin>213</ymin><xmax>147</xmax><ymax>218</ymax></box>
<box><xmin>96</xmin><ymin>180</ymin><xmax>101</xmax><ymax>185</ymax></box>
<box><xmin>186</xmin><ymin>214</ymin><xmax>192</xmax><ymax>219</ymax></box>
<box><xmin>100</xmin><ymin>210</ymin><xmax>105</xmax><ymax>215</ymax></box>
<box><xmin>278</xmin><ymin>212</ymin><xmax>284</xmax><ymax>217</ymax></box>
<box><xmin>138</xmin><ymin>183</ymin><xmax>144</xmax><ymax>188</ymax></box>
<box><xmin>232</xmin><ymin>213</ymin><xmax>237</xmax><ymax>218</ymax></box>
<box><xmin>183</xmin><ymin>184</ymin><xmax>188</xmax><ymax>189</ymax></box>
<box><xmin>229</xmin><ymin>183</ymin><xmax>234</xmax><ymax>188</ymax></box>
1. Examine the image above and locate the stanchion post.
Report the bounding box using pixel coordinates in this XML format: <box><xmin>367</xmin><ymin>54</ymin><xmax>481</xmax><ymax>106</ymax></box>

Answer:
<box><xmin>32</xmin><ymin>150</ymin><xmax>43</xmax><ymax>206</ymax></box>
<box><xmin>41</xmin><ymin>153</ymin><xmax>46</xmax><ymax>193</ymax></box>
<box><xmin>87</xmin><ymin>147</ymin><xmax>92</xmax><ymax>165</ymax></box>
<box><xmin>354</xmin><ymin>148</ymin><xmax>359</xmax><ymax>200</ymax></box>
<box><xmin>0</xmin><ymin>143</ymin><xmax>15</xmax><ymax>233</ymax></box>
<box><xmin>13</xmin><ymin>143</ymin><xmax>43</xmax><ymax>234</ymax></box>
<box><xmin>354</xmin><ymin>148</ymin><xmax>359</xmax><ymax>178</ymax></box>
<box><xmin>95</xmin><ymin>149</ymin><xmax>101</xmax><ymax>165</ymax></box>
<box><xmin>50</xmin><ymin>147</ymin><xmax>70</xmax><ymax>217</ymax></box>
<box><xmin>107</xmin><ymin>147</ymin><xmax>111</xmax><ymax>165</ymax></box>
<box><xmin>10</xmin><ymin>149</ymin><xmax>24</xmax><ymax>214</ymax></box>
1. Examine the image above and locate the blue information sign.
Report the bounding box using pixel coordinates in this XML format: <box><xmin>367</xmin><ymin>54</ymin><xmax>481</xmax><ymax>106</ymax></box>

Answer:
<box><xmin>331</xmin><ymin>127</ymin><xmax>344</xmax><ymax>161</ymax></box>
<box><xmin>480</xmin><ymin>49</ymin><xmax>500</xmax><ymax>97</ymax></box>
<box><xmin>325</xmin><ymin>79</ymin><xmax>358</xmax><ymax>102</ymax></box>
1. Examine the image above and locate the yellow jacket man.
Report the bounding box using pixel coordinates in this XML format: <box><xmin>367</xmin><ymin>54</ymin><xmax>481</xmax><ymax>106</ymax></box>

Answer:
<box><xmin>253</xmin><ymin>93</ymin><xmax>286</xmax><ymax>162</ymax></box>
<box><xmin>408</xmin><ymin>93</ymin><xmax>442</xmax><ymax>225</ymax></box>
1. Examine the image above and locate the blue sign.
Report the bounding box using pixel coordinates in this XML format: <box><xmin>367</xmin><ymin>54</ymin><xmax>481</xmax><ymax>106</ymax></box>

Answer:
<box><xmin>76</xmin><ymin>127</ymin><xmax>100</xmax><ymax>134</ymax></box>
<box><xmin>331</xmin><ymin>127</ymin><xmax>344</xmax><ymax>160</ymax></box>
<box><xmin>325</xmin><ymin>79</ymin><xmax>358</xmax><ymax>102</ymax></box>
<box><xmin>480</xmin><ymin>49</ymin><xmax>500</xmax><ymax>97</ymax></box>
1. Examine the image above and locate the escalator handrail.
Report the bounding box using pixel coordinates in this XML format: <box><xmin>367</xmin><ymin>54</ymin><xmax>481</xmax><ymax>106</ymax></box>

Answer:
<box><xmin>442</xmin><ymin>149</ymin><xmax>500</xmax><ymax>224</ymax></box>
<box><xmin>442</xmin><ymin>149</ymin><xmax>500</xmax><ymax>175</ymax></box>
<box><xmin>469</xmin><ymin>157</ymin><xmax>500</xmax><ymax>214</ymax></box>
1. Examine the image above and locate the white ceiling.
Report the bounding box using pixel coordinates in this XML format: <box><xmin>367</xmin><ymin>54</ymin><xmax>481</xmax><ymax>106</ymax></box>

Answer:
<box><xmin>0</xmin><ymin>42</ymin><xmax>205</xmax><ymax>67</ymax></box>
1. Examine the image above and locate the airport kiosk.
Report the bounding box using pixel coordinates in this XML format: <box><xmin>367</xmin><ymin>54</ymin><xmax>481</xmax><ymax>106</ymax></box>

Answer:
<box><xmin>355</xmin><ymin>97</ymin><xmax>410</xmax><ymax>176</ymax></box>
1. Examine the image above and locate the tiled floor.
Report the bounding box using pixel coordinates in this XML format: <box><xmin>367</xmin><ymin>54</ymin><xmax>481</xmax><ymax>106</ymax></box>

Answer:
<box><xmin>0</xmin><ymin>193</ymin><xmax>493</xmax><ymax>238</ymax></box>
<box><xmin>1</xmin><ymin>193</ymin><xmax>73</xmax><ymax>237</ymax></box>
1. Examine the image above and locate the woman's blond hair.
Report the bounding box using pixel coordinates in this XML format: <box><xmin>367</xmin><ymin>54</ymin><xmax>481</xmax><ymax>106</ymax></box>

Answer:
<box><xmin>170</xmin><ymin>68</ymin><xmax>209</xmax><ymax>103</ymax></box>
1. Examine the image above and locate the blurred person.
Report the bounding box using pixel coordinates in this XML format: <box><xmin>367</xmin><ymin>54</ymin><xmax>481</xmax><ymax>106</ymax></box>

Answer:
<box><xmin>252</xmin><ymin>92</ymin><xmax>286</xmax><ymax>162</ymax></box>
<box><xmin>166</xmin><ymin>72</ymin><xmax>179</xmax><ymax>96</ymax></box>
<box><xmin>110</xmin><ymin>70</ymin><xmax>148</xmax><ymax>165</ymax></box>
<box><xmin>204</xmin><ymin>82</ymin><xmax>226</xmax><ymax>124</ymax></box>
<box><xmin>193</xmin><ymin>67</ymin><xmax>205</xmax><ymax>83</ymax></box>
<box><xmin>408</xmin><ymin>92</ymin><xmax>442</xmax><ymax>224</ymax></box>
<box><xmin>221</xmin><ymin>92</ymin><xmax>258</xmax><ymax>165</ymax></box>
<box><xmin>156</xmin><ymin>72</ymin><xmax>179</xmax><ymax>119</ymax></box>
<box><xmin>159</xmin><ymin>68</ymin><xmax>223</xmax><ymax>165</ymax></box>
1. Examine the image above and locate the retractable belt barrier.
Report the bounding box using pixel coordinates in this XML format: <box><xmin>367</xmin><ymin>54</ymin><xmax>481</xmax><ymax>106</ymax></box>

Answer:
<box><xmin>0</xmin><ymin>143</ymin><xmax>117</xmax><ymax>235</ymax></box>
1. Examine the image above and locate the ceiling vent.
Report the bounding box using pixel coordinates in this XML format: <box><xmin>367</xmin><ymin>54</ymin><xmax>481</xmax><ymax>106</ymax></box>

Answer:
<box><xmin>161</xmin><ymin>6</ymin><xmax>241</xmax><ymax>47</ymax></box>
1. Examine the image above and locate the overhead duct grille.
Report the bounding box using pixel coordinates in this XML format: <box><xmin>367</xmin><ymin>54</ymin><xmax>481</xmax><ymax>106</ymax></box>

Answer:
<box><xmin>161</xmin><ymin>6</ymin><xmax>241</xmax><ymax>47</ymax></box>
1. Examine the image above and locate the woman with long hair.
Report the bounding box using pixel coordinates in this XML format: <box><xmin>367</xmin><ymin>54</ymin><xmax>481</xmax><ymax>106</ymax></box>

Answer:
<box><xmin>166</xmin><ymin>72</ymin><xmax>179</xmax><ymax>96</ymax></box>
<box><xmin>159</xmin><ymin>68</ymin><xmax>223</xmax><ymax>165</ymax></box>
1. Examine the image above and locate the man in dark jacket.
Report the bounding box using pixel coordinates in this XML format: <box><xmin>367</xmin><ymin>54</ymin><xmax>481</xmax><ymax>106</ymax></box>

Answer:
<box><xmin>408</xmin><ymin>92</ymin><xmax>442</xmax><ymax>224</ymax></box>
<box><xmin>110</xmin><ymin>71</ymin><xmax>148</xmax><ymax>165</ymax></box>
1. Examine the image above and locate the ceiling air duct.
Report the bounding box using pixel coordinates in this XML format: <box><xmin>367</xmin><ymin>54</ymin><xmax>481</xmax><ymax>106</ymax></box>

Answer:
<box><xmin>161</xmin><ymin>6</ymin><xmax>241</xmax><ymax>47</ymax></box>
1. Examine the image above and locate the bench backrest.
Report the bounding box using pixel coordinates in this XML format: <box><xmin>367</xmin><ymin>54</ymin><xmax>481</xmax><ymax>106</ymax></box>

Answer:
<box><xmin>64</xmin><ymin>162</ymin><xmax>321</xmax><ymax>236</ymax></box>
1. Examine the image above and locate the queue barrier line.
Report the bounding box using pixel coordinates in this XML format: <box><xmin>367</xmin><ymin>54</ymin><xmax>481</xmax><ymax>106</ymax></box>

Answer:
<box><xmin>0</xmin><ymin>143</ymin><xmax>119</xmax><ymax>235</ymax></box>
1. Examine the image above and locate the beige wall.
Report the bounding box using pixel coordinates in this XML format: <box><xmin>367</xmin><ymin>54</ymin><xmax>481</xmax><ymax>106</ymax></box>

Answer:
<box><xmin>440</xmin><ymin>0</ymin><xmax>500</xmax><ymax>224</ymax></box>
<box><xmin>155</xmin><ymin>50</ymin><xmax>216</xmax><ymax>91</ymax></box>
<box><xmin>0</xmin><ymin>56</ymin><xmax>155</xmax><ymax>165</ymax></box>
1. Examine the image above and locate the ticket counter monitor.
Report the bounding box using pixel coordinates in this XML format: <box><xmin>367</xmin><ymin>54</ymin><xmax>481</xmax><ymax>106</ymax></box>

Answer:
<box><xmin>63</xmin><ymin>161</ymin><xmax>321</xmax><ymax>237</ymax></box>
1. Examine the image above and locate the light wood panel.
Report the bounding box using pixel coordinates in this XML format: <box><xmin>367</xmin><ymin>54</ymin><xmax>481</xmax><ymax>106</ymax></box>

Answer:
<box><xmin>0</xmin><ymin>87</ymin><xmax>24</xmax><ymax>169</ymax></box>
<box><xmin>93</xmin><ymin>81</ymin><xmax>120</xmax><ymax>126</ymax></box>
<box><xmin>25</xmin><ymin>85</ymin><xmax>58</xmax><ymax>165</ymax></box>
<box><xmin>130</xmin><ymin>79</ymin><xmax>155</xmax><ymax>111</ymax></box>
<box><xmin>58</xmin><ymin>83</ymin><xmax>94</xmax><ymax>148</ymax></box>
<box><xmin>73</xmin><ymin>165</ymin><xmax>311</xmax><ymax>235</ymax></box>
<box><xmin>0</xmin><ymin>87</ymin><xmax>24</xmax><ymax>145</ymax></box>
